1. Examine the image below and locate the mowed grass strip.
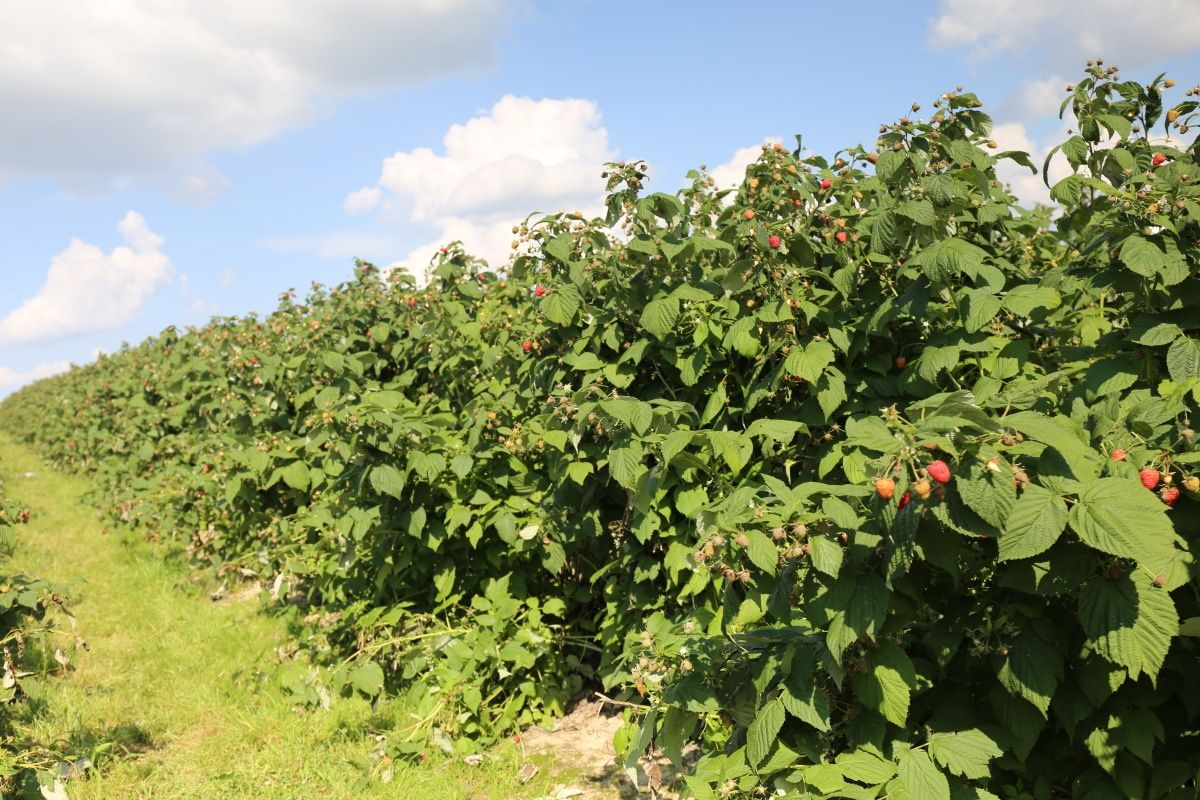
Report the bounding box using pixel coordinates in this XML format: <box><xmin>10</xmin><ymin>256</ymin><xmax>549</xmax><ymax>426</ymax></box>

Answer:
<box><xmin>0</xmin><ymin>434</ymin><xmax>593</xmax><ymax>800</ymax></box>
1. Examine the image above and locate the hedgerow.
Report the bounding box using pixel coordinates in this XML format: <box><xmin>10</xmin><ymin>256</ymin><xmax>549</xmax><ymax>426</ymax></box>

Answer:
<box><xmin>5</xmin><ymin>63</ymin><xmax>1200</xmax><ymax>796</ymax></box>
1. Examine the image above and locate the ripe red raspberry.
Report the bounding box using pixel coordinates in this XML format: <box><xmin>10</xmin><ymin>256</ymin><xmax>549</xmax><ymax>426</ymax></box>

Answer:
<box><xmin>927</xmin><ymin>460</ymin><xmax>952</xmax><ymax>484</ymax></box>
<box><xmin>1162</xmin><ymin>486</ymin><xmax>1180</xmax><ymax>506</ymax></box>
<box><xmin>835</xmin><ymin>231</ymin><xmax>848</xmax><ymax>244</ymax></box>
<box><xmin>897</xmin><ymin>491</ymin><xmax>912</xmax><ymax>510</ymax></box>
<box><xmin>768</xmin><ymin>234</ymin><xmax>781</xmax><ymax>249</ymax></box>
<box><xmin>1152</xmin><ymin>153</ymin><xmax>1166</xmax><ymax>166</ymax></box>
<box><xmin>533</xmin><ymin>285</ymin><xmax>547</xmax><ymax>297</ymax></box>
<box><xmin>439</xmin><ymin>246</ymin><xmax>449</xmax><ymax>254</ymax></box>
<box><xmin>743</xmin><ymin>209</ymin><xmax>755</xmax><ymax>220</ymax></box>
<box><xmin>522</xmin><ymin>341</ymin><xmax>533</xmax><ymax>352</ymax></box>
<box><xmin>407</xmin><ymin>297</ymin><xmax>418</xmax><ymax>308</ymax></box>
<box><xmin>874</xmin><ymin>477</ymin><xmax>896</xmax><ymax>500</ymax></box>
<box><xmin>1110</xmin><ymin>448</ymin><xmax>1126</xmax><ymax>461</ymax></box>
<box><xmin>1140</xmin><ymin>468</ymin><xmax>1160</xmax><ymax>490</ymax></box>
<box><xmin>819</xmin><ymin>178</ymin><xmax>832</xmax><ymax>190</ymax></box>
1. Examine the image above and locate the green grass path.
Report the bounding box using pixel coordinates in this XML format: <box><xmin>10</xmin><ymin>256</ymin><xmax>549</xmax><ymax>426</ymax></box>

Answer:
<box><xmin>0</xmin><ymin>436</ymin><xmax>588</xmax><ymax>799</ymax></box>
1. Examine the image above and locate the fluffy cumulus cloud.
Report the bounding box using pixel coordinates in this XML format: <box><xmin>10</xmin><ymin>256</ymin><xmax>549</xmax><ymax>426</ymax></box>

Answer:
<box><xmin>930</xmin><ymin>0</ymin><xmax>1200</xmax><ymax>68</ymax></box>
<box><xmin>0</xmin><ymin>0</ymin><xmax>511</xmax><ymax>189</ymax></box>
<box><xmin>709</xmin><ymin>139</ymin><xmax>782</xmax><ymax>192</ymax></box>
<box><xmin>0</xmin><ymin>360</ymin><xmax>72</xmax><ymax>395</ymax></box>
<box><xmin>348</xmin><ymin>95</ymin><xmax>616</xmax><ymax>276</ymax></box>
<box><xmin>0</xmin><ymin>212</ymin><xmax>173</xmax><ymax>346</ymax></box>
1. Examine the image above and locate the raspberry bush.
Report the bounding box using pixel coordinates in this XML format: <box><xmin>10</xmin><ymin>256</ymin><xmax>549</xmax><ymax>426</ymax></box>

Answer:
<box><xmin>4</xmin><ymin>64</ymin><xmax>1200</xmax><ymax>796</ymax></box>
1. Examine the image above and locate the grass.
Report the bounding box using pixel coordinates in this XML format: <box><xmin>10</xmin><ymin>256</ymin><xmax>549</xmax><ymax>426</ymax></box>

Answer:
<box><xmin>0</xmin><ymin>434</ymin><xmax>604</xmax><ymax>799</ymax></box>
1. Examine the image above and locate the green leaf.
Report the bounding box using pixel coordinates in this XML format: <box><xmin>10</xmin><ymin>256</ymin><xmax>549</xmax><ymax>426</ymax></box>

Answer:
<box><xmin>1120</xmin><ymin>234</ymin><xmax>1168</xmax><ymax>277</ymax></box>
<box><xmin>851</xmin><ymin>641</ymin><xmax>914</xmax><ymax>727</ymax></box>
<box><xmin>897</xmin><ymin>199</ymin><xmax>936</xmax><ymax>226</ymax></box>
<box><xmin>808</xmin><ymin>536</ymin><xmax>843</xmax><ymax>577</ymax></box>
<box><xmin>896</xmin><ymin>749</ymin><xmax>950</xmax><ymax>800</ymax></box>
<box><xmin>746</xmin><ymin>697</ymin><xmax>784</xmax><ymax>769</ymax></box>
<box><xmin>1167</xmin><ymin>337</ymin><xmax>1200</xmax><ymax>382</ymax></box>
<box><xmin>281</xmin><ymin>460</ymin><xmax>311</xmax><ymax>492</ymax></box>
<box><xmin>1002</xmin><ymin>285</ymin><xmax>1061</xmax><ymax>316</ymax></box>
<box><xmin>608</xmin><ymin>446</ymin><xmax>643</xmax><ymax>489</ymax></box>
<box><xmin>641</xmin><ymin>296</ymin><xmax>681</xmax><ymax>340</ymax></box>
<box><xmin>350</xmin><ymin>661</ymin><xmax>385</xmax><ymax>698</ymax></box>
<box><xmin>998</xmin><ymin>632</ymin><xmax>1060</xmax><ymax>715</ymax></box>
<box><xmin>743</xmin><ymin>530</ymin><xmax>778</xmax><ymax>576</ymax></box>
<box><xmin>783</xmin><ymin>340</ymin><xmax>836</xmax><ymax>382</ymax></box>
<box><xmin>836</xmin><ymin>750</ymin><xmax>896</xmax><ymax>785</ymax></box>
<box><xmin>745</xmin><ymin>418</ymin><xmax>805</xmax><ymax>443</ymax></box>
<box><xmin>542</xmin><ymin>284</ymin><xmax>582</xmax><ymax>325</ymax></box>
<box><xmin>1079</xmin><ymin>575</ymin><xmax>1179</xmax><ymax>680</ymax></box>
<box><xmin>1068</xmin><ymin>478</ymin><xmax>1177</xmax><ymax>573</ymax></box>
<box><xmin>1131</xmin><ymin>322</ymin><xmax>1183</xmax><ymax>347</ymax></box>
<box><xmin>928</xmin><ymin>730</ymin><xmax>1002</xmax><ymax>779</ymax></box>
<box><xmin>909</xmin><ymin>238</ymin><xmax>986</xmax><ymax>282</ymax></box>
<box><xmin>999</xmin><ymin>484</ymin><xmax>1068</xmax><ymax>561</ymax></box>
<box><xmin>964</xmin><ymin>290</ymin><xmax>1002</xmax><ymax>333</ymax></box>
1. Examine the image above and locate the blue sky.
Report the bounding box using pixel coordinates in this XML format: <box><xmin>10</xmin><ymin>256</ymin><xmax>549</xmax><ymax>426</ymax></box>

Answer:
<box><xmin>2</xmin><ymin>0</ymin><xmax>1199</xmax><ymax>393</ymax></box>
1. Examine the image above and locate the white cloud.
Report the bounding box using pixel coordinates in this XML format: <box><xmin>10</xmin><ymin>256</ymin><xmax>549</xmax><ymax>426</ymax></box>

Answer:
<box><xmin>930</xmin><ymin>0</ymin><xmax>1200</xmax><ymax>68</ymax></box>
<box><xmin>0</xmin><ymin>212</ymin><xmax>173</xmax><ymax>345</ymax></box>
<box><xmin>0</xmin><ymin>360</ymin><xmax>72</xmax><ymax>396</ymax></box>
<box><xmin>262</xmin><ymin>233</ymin><xmax>401</xmax><ymax>262</ymax></box>
<box><xmin>709</xmin><ymin>139</ymin><xmax>782</xmax><ymax>191</ymax></box>
<box><xmin>0</xmin><ymin>0</ymin><xmax>512</xmax><ymax>188</ymax></box>
<box><xmin>350</xmin><ymin>95</ymin><xmax>616</xmax><ymax>275</ymax></box>
<box><xmin>171</xmin><ymin>164</ymin><xmax>232</xmax><ymax>207</ymax></box>
<box><xmin>1009</xmin><ymin>75</ymin><xmax>1069</xmax><ymax>119</ymax></box>
<box><xmin>217</xmin><ymin>268</ymin><xmax>238</xmax><ymax>288</ymax></box>
<box><xmin>343</xmin><ymin>187</ymin><xmax>382</xmax><ymax>214</ymax></box>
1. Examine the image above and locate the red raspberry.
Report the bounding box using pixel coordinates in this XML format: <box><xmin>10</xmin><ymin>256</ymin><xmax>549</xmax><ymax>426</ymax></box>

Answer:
<box><xmin>819</xmin><ymin>178</ymin><xmax>832</xmax><ymax>190</ymax></box>
<box><xmin>835</xmin><ymin>231</ymin><xmax>848</xmax><ymax>244</ymax></box>
<box><xmin>1140</xmin><ymin>468</ymin><xmax>1160</xmax><ymax>490</ymax></box>
<box><xmin>1110</xmin><ymin>448</ymin><xmax>1126</xmax><ymax>461</ymax></box>
<box><xmin>534</xmin><ymin>285</ymin><xmax>547</xmax><ymax>297</ymax></box>
<box><xmin>407</xmin><ymin>297</ymin><xmax>418</xmax><ymax>308</ymax></box>
<box><xmin>768</xmin><ymin>234</ymin><xmax>781</xmax><ymax>249</ymax></box>
<box><xmin>1152</xmin><ymin>153</ymin><xmax>1166</xmax><ymax>166</ymax></box>
<box><xmin>927</xmin><ymin>460</ymin><xmax>952</xmax><ymax>484</ymax></box>
<box><xmin>897</xmin><ymin>491</ymin><xmax>912</xmax><ymax>510</ymax></box>
<box><xmin>1162</xmin><ymin>486</ymin><xmax>1180</xmax><ymax>507</ymax></box>
<box><xmin>522</xmin><ymin>341</ymin><xmax>533</xmax><ymax>352</ymax></box>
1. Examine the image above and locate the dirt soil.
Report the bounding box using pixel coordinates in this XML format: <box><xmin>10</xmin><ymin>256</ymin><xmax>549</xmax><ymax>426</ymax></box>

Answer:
<box><xmin>519</xmin><ymin>698</ymin><xmax>689</xmax><ymax>800</ymax></box>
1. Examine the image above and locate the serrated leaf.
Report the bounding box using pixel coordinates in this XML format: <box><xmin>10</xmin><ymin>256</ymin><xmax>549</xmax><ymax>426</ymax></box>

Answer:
<box><xmin>1120</xmin><ymin>234</ymin><xmax>1168</xmax><ymax>277</ymax></box>
<box><xmin>1132</xmin><ymin>322</ymin><xmax>1183</xmax><ymax>347</ymax></box>
<box><xmin>1079</xmin><ymin>575</ymin><xmax>1178</xmax><ymax>680</ymax></box>
<box><xmin>746</xmin><ymin>697</ymin><xmax>784</xmax><ymax>768</ymax></box>
<box><xmin>783</xmin><ymin>340</ymin><xmax>836</xmax><ymax>382</ymax></box>
<box><xmin>542</xmin><ymin>284</ymin><xmax>582</xmax><ymax>325</ymax></box>
<box><xmin>999</xmin><ymin>484</ymin><xmax>1068</xmax><ymax>561</ymax></box>
<box><xmin>1167</xmin><ymin>337</ymin><xmax>1200</xmax><ymax>382</ymax></box>
<box><xmin>998</xmin><ymin>632</ymin><xmax>1060</xmax><ymax>715</ymax></box>
<box><xmin>808</xmin><ymin>536</ymin><xmax>843</xmax><ymax>577</ymax></box>
<box><xmin>928</xmin><ymin>730</ymin><xmax>1002</xmax><ymax>779</ymax></box>
<box><xmin>608</xmin><ymin>446</ymin><xmax>643</xmax><ymax>489</ymax></box>
<box><xmin>743</xmin><ymin>529</ymin><xmax>778</xmax><ymax>576</ymax></box>
<box><xmin>281</xmin><ymin>460</ymin><xmax>311</xmax><ymax>492</ymax></box>
<box><xmin>896</xmin><ymin>748</ymin><xmax>949</xmax><ymax>800</ymax></box>
<box><xmin>641</xmin><ymin>296</ymin><xmax>680</xmax><ymax>340</ymax></box>
<box><xmin>1068</xmin><ymin>478</ymin><xmax>1176</xmax><ymax>571</ymax></box>
<box><xmin>851</xmin><ymin>641</ymin><xmax>913</xmax><ymax>727</ymax></box>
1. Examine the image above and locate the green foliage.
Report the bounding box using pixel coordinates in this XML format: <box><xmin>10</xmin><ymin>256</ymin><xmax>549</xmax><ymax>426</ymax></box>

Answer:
<box><xmin>0</xmin><ymin>478</ymin><xmax>73</xmax><ymax>795</ymax></box>
<box><xmin>4</xmin><ymin>62</ymin><xmax>1200</xmax><ymax>796</ymax></box>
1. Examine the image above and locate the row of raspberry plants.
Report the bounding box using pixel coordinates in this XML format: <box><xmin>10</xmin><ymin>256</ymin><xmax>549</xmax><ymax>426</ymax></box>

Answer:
<box><xmin>3</xmin><ymin>63</ymin><xmax>1200</xmax><ymax>796</ymax></box>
